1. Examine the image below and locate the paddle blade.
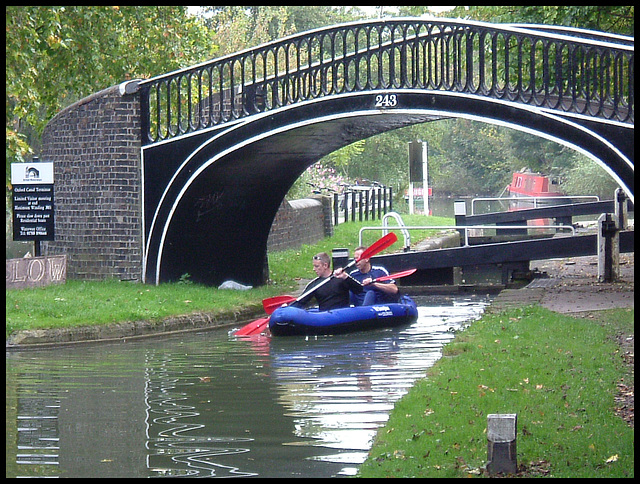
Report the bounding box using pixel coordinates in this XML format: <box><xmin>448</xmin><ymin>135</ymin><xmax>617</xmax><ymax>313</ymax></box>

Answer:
<box><xmin>235</xmin><ymin>317</ymin><xmax>270</xmax><ymax>336</ymax></box>
<box><xmin>373</xmin><ymin>268</ymin><xmax>417</xmax><ymax>283</ymax></box>
<box><xmin>263</xmin><ymin>295</ymin><xmax>296</xmax><ymax>314</ymax></box>
<box><xmin>262</xmin><ymin>296</ymin><xmax>296</xmax><ymax>314</ymax></box>
<box><xmin>357</xmin><ymin>232</ymin><xmax>398</xmax><ymax>261</ymax></box>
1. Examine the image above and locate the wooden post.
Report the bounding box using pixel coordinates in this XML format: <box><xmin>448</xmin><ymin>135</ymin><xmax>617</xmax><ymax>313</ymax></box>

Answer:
<box><xmin>371</xmin><ymin>189</ymin><xmax>376</xmax><ymax>220</ymax></box>
<box><xmin>487</xmin><ymin>413</ymin><xmax>517</xmax><ymax>475</ymax></box>
<box><xmin>615</xmin><ymin>188</ymin><xmax>628</xmax><ymax>230</ymax></box>
<box><xmin>351</xmin><ymin>191</ymin><xmax>357</xmax><ymax>222</ymax></box>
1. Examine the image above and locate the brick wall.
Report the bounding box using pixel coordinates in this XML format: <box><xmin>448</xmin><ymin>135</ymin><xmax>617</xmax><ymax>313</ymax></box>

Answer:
<box><xmin>267</xmin><ymin>196</ymin><xmax>333</xmax><ymax>252</ymax></box>
<box><xmin>40</xmin><ymin>81</ymin><xmax>144</xmax><ymax>281</ymax></box>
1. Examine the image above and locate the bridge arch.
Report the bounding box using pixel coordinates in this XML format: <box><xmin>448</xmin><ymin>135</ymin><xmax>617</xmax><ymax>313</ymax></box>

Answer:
<box><xmin>144</xmin><ymin>87</ymin><xmax>632</xmax><ymax>286</ymax></box>
<box><xmin>143</xmin><ymin>93</ymin><xmax>440</xmax><ymax>285</ymax></box>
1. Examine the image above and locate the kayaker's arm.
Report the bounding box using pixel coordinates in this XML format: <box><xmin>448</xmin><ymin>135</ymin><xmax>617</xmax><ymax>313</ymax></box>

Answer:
<box><xmin>369</xmin><ymin>280</ymin><xmax>399</xmax><ymax>295</ymax></box>
<box><xmin>362</xmin><ymin>276</ymin><xmax>399</xmax><ymax>295</ymax></box>
<box><xmin>290</xmin><ymin>277</ymin><xmax>322</xmax><ymax>308</ymax></box>
<box><xmin>334</xmin><ymin>267</ymin><xmax>364</xmax><ymax>293</ymax></box>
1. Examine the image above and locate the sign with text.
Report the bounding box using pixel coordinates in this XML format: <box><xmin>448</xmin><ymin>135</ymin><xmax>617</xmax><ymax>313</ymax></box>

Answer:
<box><xmin>12</xmin><ymin>162</ymin><xmax>55</xmax><ymax>241</ymax></box>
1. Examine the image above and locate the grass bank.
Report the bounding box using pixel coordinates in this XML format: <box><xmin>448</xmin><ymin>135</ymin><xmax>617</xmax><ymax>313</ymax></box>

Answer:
<box><xmin>357</xmin><ymin>305</ymin><xmax>634</xmax><ymax>478</ymax></box>
<box><xmin>6</xmin><ymin>215</ymin><xmax>453</xmax><ymax>338</ymax></box>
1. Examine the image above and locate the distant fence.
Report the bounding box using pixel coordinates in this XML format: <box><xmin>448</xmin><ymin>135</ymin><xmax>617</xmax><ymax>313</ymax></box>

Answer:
<box><xmin>333</xmin><ymin>186</ymin><xmax>393</xmax><ymax>225</ymax></box>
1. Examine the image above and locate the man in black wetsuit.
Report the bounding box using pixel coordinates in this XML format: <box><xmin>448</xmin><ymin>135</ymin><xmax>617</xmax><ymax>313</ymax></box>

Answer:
<box><xmin>291</xmin><ymin>252</ymin><xmax>363</xmax><ymax>311</ymax></box>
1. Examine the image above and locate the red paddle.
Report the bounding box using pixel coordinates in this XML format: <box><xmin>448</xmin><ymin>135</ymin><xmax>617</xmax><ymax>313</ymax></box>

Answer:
<box><xmin>234</xmin><ymin>317</ymin><xmax>270</xmax><ymax>336</ymax></box>
<box><xmin>263</xmin><ymin>295</ymin><xmax>297</xmax><ymax>315</ymax></box>
<box><xmin>372</xmin><ymin>268</ymin><xmax>417</xmax><ymax>283</ymax></box>
<box><xmin>262</xmin><ymin>295</ymin><xmax>295</xmax><ymax>313</ymax></box>
<box><xmin>234</xmin><ymin>233</ymin><xmax>398</xmax><ymax>336</ymax></box>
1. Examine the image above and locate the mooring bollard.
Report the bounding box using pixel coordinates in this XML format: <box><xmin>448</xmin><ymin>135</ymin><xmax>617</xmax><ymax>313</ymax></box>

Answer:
<box><xmin>487</xmin><ymin>413</ymin><xmax>517</xmax><ymax>475</ymax></box>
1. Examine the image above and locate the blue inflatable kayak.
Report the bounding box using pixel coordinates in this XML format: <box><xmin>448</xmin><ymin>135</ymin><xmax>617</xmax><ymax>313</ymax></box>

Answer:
<box><xmin>269</xmin><ymin>295</ymin><xmax>418</xmax><ymax>336</ymax></box>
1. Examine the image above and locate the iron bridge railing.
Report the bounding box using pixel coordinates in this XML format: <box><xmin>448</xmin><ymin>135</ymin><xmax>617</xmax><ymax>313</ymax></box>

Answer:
<box><xmin>139</xmin><ymin>18</ymin><xmax>634</xmax><ymax>145</ymax></box>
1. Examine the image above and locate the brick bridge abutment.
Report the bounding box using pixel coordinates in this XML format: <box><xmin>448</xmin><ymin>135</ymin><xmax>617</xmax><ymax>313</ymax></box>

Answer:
<box><xmin>39</xmin><ymin>80</ymin><xmax>331</xmax><ymax>282</ymax></box>
<box><xmin>40</xmin><ymin>81</ymin><xmax>144</xmax><ymax>281</ymax></box>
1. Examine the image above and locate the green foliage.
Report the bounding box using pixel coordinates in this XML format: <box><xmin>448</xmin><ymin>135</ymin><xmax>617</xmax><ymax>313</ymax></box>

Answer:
<box><xmin>563</xmin><ymin>158</ymin><xmax>622</xmax><ymax>200</ymax></box>
<box><xmin>448</xmin><ymin>6</ymin><xmax>634</xmax><ymax>35</ymax></box>
<box><xmin>322</xmin><ymin>140</ymin><xmax>366</xmax><ymax>177</ymax></box>
<box><xmin>286</xmin><ymin>161</ymin><xmax>351</xmax><ymax>200</ymax></box>
<box><xmin>196</xmin><ymin>6</ymin><xmax>362</xmax><ymax>57</ymax></box>
<box><xmin>359</xmin><ymin>306</ymin><xmax>634</xmax><ymax>478</ymax></box>
<box><xmin>338</xmin><ymin>118</ymin><xmax>604</xmax><ymax>198</ymax></box>
<box><xmin>6</xmin><ymin>6</ymin><xmax>213</xmax><ymax>175</ymax></box>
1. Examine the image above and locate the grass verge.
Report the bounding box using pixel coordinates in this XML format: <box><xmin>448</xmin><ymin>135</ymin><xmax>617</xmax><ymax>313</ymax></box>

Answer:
<box><xmin>357</xmin><ymin>305</ymin><xmax>634</xmax><ymax>478</ymax></box>
<box><xmin>6</xmin><ymin>215</ymin><xmax>453</xmax><ymax>338</ymax></box>
<box><xmin>5</xmin><ymin>278</ymin><xmax>279</xmax><ymax>337</ymax></box>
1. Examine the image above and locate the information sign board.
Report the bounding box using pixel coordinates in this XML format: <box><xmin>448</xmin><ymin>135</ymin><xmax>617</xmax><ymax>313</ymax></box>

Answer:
<box><xmin>11</xmin><ymin>162</ymin><xmax>55</xmax><ymax>241</ymax></box>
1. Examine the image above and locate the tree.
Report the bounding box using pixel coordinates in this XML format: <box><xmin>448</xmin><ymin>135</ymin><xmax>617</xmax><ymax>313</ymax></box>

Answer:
<box><xmin>563</xmin><ymin>158</ymin><xmax>622</xmax><ymax>200</ymax></box>
<box><xmin>447</xmin><ymin>5</ymin><xmax>634</xmax><ymax>35</ymax></box>
<box><xmin>197</xmin><ymin>6</ymin><xmax>362</xmax><ymax>57</ymax></box>
<box><xmin>6</xmin><ymin>6</ymin><xmax>213</xmax><ymax>181</ymax></box>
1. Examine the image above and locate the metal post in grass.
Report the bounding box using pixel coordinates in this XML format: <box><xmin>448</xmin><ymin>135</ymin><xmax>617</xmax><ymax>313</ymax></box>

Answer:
<box><xmin>487</xmin><ymin>413</ymin><xmax>517</xmax><ymax>475</ymax></box>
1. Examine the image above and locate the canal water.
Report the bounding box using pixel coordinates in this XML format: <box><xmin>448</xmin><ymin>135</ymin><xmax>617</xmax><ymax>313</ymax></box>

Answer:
<box><xmin>6</xmin><ymin>295</ymin><xmax>489</xmax><ymax>478</ymax></box>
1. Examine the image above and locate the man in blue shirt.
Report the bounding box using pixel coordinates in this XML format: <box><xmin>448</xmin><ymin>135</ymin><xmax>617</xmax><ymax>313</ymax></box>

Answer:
<box><xmin>348</xmin><ymin>246</ymin><xmax>399</xmax><ymax>306</ymax></box>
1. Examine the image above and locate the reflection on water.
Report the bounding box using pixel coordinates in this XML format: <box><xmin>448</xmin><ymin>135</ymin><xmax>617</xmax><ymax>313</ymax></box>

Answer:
<box><xmin>144</xmin><ymin>352</ymin><xmax>258</xmax><ymax>477</ymax></box>
<box><xmin>6</xmin><ymin>295</ymin><xmax>489</xmax><ymax>478</ymax></box>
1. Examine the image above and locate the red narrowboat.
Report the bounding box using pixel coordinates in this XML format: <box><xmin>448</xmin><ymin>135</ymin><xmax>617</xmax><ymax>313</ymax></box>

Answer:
<box><xmin>508</xmin><ymin>171</ymin><xmax>564</xmax><ymax>226</ymax></box>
